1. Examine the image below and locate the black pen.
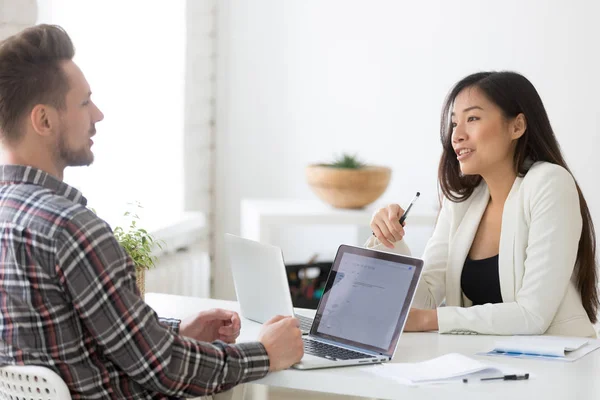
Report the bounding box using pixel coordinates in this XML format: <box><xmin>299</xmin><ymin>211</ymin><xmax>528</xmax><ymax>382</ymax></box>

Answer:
<box><xmin>371</xmin><ymin>192</ymin><xmax>421</xmax><ymax>236</ymax></box>
<box><xmin>371</xmin><ymin>192</ymin><xmax>421</xmax><ymax>237</ymax></box>
<box><xmin>462</xmin><ymin>373</ymin><xmax>529</xmax><ymax>383</ymax></box>
<box><xmin>399</xmin><ymin>192</ymin><xmax>420</xmax><ymax>225</ymax></box>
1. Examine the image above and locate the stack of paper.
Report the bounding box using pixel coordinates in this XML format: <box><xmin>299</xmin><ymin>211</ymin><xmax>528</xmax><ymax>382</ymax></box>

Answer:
<box><xmin>362</xmin><ymin>353</ymin><xmax>526</xmax><ymax>385</ymax></box>
<box><xmin>479</xmin><ymin>336</ymin><xmax>600</xmax><ymax>361</ymax></box>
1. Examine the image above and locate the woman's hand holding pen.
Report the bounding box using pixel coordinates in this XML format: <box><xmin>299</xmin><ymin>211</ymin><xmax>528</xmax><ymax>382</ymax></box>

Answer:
<box><xmin>370</xmin><ymin>204</ymin><xmax>406</xmax><ymax>249</ymax></box>
<box><xmin>370</xmin><ymin>192</ymin><xmax>420</xmax><ymax>249</ymax></box>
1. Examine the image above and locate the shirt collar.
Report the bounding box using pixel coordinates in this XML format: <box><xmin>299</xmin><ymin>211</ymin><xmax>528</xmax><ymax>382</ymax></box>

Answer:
<box><xmin>0</xmin><ymin>165</ymin><xmax>87</xmax><ymax>206</ymax></box>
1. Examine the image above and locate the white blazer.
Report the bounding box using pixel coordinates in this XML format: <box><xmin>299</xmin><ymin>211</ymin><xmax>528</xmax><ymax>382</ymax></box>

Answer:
<box><xmin>366</xmin><ymin>162</ymin><xmax>597</xmax><ymax>337</ymax></box>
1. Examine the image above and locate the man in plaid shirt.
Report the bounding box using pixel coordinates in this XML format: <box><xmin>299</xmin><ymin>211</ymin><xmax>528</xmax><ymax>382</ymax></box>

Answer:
<box><xmin>0</xmin><ymin>25</ymin><xmax>303</xmax><ymax>399</ymax></box>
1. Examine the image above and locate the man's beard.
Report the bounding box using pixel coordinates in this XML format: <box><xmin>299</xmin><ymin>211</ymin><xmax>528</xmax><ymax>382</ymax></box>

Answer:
<box><xmin>56</xmin><ymin>130</ymin><xmax>94</xmax><ymax>167</ymax></box>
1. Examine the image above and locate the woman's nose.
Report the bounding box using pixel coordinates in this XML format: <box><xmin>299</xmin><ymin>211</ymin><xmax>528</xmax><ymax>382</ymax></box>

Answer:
<box><xmin>452</xmin><ymin>124</ymin><xmax>467</xmax><ymax>144</ymax></box>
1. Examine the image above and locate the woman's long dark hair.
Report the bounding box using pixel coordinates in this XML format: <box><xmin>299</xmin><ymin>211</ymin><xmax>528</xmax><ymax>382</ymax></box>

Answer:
<box><xmin>438</xmin><ymin>71</ymin><xmax>598</xmax><ymax>323</ymax></box>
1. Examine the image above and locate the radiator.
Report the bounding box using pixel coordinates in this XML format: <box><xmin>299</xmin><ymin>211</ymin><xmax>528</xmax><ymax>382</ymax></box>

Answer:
<box><xmin>145</xmin><ymin>243</ymin><xmax>211</xmax><ymax>298</ymax></box>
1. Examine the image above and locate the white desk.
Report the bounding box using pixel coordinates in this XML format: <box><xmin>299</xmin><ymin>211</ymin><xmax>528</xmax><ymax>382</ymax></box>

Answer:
<box><xmin>146</xmin><ymin>293</ymin><xmax>600</xmax><ymax>400</ymax></box>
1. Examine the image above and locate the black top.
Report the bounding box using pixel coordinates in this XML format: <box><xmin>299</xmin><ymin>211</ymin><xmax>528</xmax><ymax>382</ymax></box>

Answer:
<box><xmin>460</xmin><ymin>254</ymin><xmax>503</xmax><ymax>306</ymax></box>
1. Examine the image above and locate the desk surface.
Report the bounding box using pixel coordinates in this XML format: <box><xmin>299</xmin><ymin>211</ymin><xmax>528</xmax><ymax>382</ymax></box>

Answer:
<box><xmin>146</xmin><ymin>293</ymin><xmax>600</xmax><ymax>400</ymax></box>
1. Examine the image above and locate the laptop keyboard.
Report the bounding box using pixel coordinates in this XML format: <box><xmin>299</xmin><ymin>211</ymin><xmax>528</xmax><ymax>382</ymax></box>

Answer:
<box><xmin>303</xmin><ymin>339</ymin><xmax>376</xmax><ymax>360</ymax></box>
<box><xmin>297</xmin><ymin>315</ymin><xmax>313</xmax><ymax>333</ymax></box>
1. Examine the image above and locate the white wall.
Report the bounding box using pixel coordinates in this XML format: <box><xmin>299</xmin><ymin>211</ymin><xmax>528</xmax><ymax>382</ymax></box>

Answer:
<box><xmin>0</xmin><ymin>0</ymin><xmax>37</xmax><ymax>38</ymax></box>
<box><xmin>214</xmin><ymin>0</ymin><xmax>600</xmax><ymax>299</ymax></box>
<box><xmin>36</xmin><ymin>0</ymin><xmax>186</xmax><ymax>225</ymax></box>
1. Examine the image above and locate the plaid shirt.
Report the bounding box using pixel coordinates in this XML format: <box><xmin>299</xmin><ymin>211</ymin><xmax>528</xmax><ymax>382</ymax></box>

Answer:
<box><xmin>0</xmin><ymin>165</ymin><xmax>270</xmax><ymax>399</ymax></box>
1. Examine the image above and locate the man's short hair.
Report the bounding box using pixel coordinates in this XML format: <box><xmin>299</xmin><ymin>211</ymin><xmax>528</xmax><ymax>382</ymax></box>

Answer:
<box><xmin>0</xmin><ymin>24</ymin><xmax>75</xmax><ymax>144</ymax></box>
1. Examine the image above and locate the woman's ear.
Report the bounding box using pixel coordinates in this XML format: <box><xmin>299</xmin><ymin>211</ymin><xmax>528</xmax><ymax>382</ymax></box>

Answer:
<box><xmin>512</xmin><ymin>113</ymin><xmax>527</xmax><ymax>140</ymax></box>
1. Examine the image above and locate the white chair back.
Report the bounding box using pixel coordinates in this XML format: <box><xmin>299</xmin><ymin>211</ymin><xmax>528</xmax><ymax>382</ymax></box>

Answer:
<box><xmin>0</xmin><ymin>365</ymin><xmax>71</xmax><ymax>400</ymax></box>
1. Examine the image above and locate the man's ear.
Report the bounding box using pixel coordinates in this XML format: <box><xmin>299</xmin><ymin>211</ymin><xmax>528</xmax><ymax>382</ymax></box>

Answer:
<box><xmin>30</xmin><ymin>104</ymin><xmax>60</xmax><ymax>137</ymax></box>
<box><xmin>512</xmin><ymin>113</ymin><xmax>527</xmax><ymax>140</ymax></box>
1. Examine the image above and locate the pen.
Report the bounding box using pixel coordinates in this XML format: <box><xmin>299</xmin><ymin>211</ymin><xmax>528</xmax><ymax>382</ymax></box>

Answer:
<box><xmin>462</xmin><ymin>373</ymin><xmax>529</xmax><ymax>383</ymax></box>
<box><xmin>371</xmin><ymin>192</ymin><xmax>421</xmax><ymax>237</ymax></box>
<box><xmin>399</xmin><ymin>192</ymin><xmax>420</xmax><ymax>225</ymax></box>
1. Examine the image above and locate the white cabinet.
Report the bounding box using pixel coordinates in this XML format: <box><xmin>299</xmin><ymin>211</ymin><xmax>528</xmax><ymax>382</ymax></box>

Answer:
<box><xmin>240</xmin><ymin>198</ymin><xmax>438</xmax><ymax>259</ymax></box>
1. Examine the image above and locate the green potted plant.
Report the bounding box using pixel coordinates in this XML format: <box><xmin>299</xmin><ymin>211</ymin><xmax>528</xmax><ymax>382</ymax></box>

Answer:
<box><xmin>306</xmin><ymin>153</ymin><xmax>391</xmax><ymax>209</ymax></box>
<box><xmin>113</xmin><ymin>205</ymin><xmax>163</xmax><ymax>297</ymax></box>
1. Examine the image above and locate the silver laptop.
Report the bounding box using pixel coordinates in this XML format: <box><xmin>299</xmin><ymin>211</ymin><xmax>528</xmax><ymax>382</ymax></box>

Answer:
<box><xmin>224</xmin><ymin>234</ymin><xmax>315</xmax><ymax>334</ymax></box>
<box><xmin>293</xmin><ymin>244</ymin><xmax>423</xmax><ymax>370</ymax></box>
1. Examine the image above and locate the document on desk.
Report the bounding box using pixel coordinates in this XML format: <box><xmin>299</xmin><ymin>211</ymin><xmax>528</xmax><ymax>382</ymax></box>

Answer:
<box><xmin>362</xmin><ymin>353</ymin><xmax>527</xmax><ymax>385</ymax></box>
<box><xmin>478</xmin><ymin>336</ymin><xmax>600</xmax><ymax>362</ymax></box>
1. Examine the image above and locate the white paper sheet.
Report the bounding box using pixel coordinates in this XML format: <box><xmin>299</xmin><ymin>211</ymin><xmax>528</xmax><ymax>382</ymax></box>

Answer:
<box><xmin>479</xmin><ymin>336</ymin><xmax>600</xmax><ymax>362</ymax></box>
<box><xmin>362</xmin><ymin>353</ymin><xmax>527</xmax><ymax>385</ymax></box>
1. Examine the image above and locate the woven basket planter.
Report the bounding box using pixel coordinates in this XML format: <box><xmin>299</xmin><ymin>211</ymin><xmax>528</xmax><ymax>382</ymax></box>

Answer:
<box><xmin>306</xmin><ymin>165</ymin><xmax>391</xmax><ymax>209</ymax></box>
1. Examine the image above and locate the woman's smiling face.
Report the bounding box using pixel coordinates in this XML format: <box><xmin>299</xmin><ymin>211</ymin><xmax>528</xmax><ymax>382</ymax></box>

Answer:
<box><xmin>451</xmin><ymin>86</ymin><xmax>523</xmax><ymax>177</ymax></box>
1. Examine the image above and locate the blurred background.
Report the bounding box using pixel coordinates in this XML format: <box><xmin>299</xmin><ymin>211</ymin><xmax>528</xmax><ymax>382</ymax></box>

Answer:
<box><xmin>2</xmin><ymin>0</ymin><xmax>598</xmax><ymax>302</ymax></box>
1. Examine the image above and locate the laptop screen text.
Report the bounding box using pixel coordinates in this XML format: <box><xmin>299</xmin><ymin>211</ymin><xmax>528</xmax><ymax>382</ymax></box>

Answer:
<box><xmin>311</xmin><ymin>250</ymin><xmax>417</xmax><ymax>356</ymax></box>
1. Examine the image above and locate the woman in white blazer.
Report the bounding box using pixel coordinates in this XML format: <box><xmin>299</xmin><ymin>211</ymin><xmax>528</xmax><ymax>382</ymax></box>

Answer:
<box><xmin>367</xmin><ymin>71</ymin><xmax>598</xmax><ymax>337</ymax></box>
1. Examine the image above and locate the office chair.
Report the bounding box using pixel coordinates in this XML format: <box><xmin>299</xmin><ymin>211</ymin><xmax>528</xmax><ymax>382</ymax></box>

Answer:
<box><xmin>0</xmin><ymin>365</ymin><xmax>71</xmax><ymax>400</ymax></box>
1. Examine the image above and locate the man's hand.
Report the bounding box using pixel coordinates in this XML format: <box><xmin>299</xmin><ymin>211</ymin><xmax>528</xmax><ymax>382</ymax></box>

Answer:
<box><xmin>403</xmin><ymin>308</ymin><xmax>439</xmax><ymax>332</ymax></box>
<box><xmin>258</xmin><ymin>315</ymin><xmax>304</xmax><ymax>372</ymax></box>
<box><xmin>179</xmin><ymin>309</ymin><xmax>241</xmax><ymax>343</ymax></box>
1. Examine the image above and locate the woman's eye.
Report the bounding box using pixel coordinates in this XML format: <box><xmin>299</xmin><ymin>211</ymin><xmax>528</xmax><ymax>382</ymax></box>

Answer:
<box><xmin>467</xmin><ymin>116</ymin><xmax>479</xmax><ymax>122</ymax></box>
<box><xmin>451</xmin><ymin>122</ymin><xmax>457</xmax><ymax>129</ymax></box>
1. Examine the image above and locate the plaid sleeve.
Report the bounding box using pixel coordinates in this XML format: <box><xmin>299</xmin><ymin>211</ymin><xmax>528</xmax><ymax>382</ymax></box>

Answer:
<box><xmin>159</xmin><ymin>317</ymin><xmax>181</xmax><ymax>334</ymax></box>
<box><xmin>54</xmin><ymin>210</ymin><xmax>270</xmax><ymax>397</ymax></box>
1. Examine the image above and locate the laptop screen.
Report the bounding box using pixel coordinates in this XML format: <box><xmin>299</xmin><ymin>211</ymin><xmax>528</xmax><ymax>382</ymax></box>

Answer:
<box><xmin>310</xmin><ymin>245</ymin><xmax>423</xmax><ymax>357</ymax></box>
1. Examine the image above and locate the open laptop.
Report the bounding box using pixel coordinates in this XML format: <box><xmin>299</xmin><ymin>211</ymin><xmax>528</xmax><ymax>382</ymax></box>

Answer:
<box><xmin>293</xmin><ymin>244</ymin><xmax>423</xmax><ymax>370</ymax></box>
<box><xmin>224</xmin><ymin>234</ymin><xmax>315</xmax><ymax>333</ymax></box>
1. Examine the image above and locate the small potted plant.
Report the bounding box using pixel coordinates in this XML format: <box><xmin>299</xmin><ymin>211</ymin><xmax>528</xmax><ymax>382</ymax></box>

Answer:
<box><xmin>306</xmin><ymin>153</ymin><xmax>391</xmax><ymax>209</ymax></box>
<box><xmin>113</xmin><ymin>205</ymin><xmax>162</xmax><ymax>297</ymax></box>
